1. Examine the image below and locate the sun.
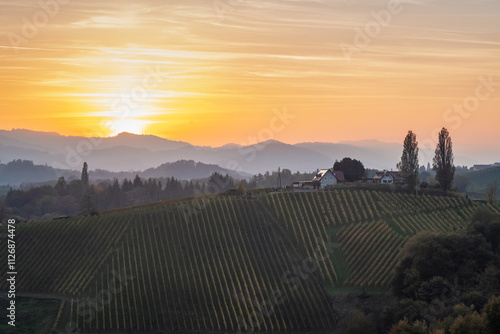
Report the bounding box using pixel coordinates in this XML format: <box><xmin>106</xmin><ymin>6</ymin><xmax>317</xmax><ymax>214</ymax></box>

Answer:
<box><xmin>105</xmin><ymin>118</ymin><xmax>152</xmax><ymax>136</ymax></box>
<box><xmin>99</xmin><ymin>95</ymin><xmax>159</xmax><ymax>136</ymax></box>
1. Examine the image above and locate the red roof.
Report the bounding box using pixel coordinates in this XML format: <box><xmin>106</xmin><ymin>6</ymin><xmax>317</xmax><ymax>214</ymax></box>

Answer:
<box><xmin>333</xmin><ymin>171</ymin><xmax>345</xmax><ymax>182</ymax></box>
<box><xmin>373</xmin><ymin>170</ymin><xmax>404</xmax><ymax>181</ymax></box>
<box><xmin>386</xmin><ymin>171</ymin><xmax>404</xmax><ymax>180</ymax></box>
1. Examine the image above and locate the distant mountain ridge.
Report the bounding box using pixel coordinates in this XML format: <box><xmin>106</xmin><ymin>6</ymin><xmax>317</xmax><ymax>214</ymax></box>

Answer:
<box><xmin>0</xmin><ymin>129</ymin><xmax>482</xmax><ymax>176</ymax></box>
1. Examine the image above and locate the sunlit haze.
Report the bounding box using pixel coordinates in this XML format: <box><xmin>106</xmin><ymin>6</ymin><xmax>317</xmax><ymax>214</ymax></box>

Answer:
<box><xmin>1</xmin><ymin>0</ymin><xmax>499</xmax><ymax>150</ymax></box>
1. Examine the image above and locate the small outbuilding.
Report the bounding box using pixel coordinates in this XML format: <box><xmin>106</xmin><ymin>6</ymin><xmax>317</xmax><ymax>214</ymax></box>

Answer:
<box><xmin>373</xmin><ymin>170</ymin><xmax>404</xmax><ymax>184</ymax></box>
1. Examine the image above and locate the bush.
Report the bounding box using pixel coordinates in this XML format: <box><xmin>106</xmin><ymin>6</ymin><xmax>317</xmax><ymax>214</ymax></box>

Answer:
<box><xmin>389</xmin><ymin>319</ymin><xmax>427</xmax><ymax>334</ymax></box>
<box><xmin>452</xmin><ymin>303</ymin><xmax>475</xmax><ymax>318</ymax></box>
<box><xmin>416</xmin><ymin>276</ymin><xmax>457</xmax><ymax>303</ymax></box>
<box><xmin>483</xmin><ymin>296</ymin><xmax>500</xmax><ymax>334</ymax></box>
<box><xmin>449</xmin><ymin>312</ymin><xmax>486</xmax><ymax>334</ymax></box>
<box><xmin>393</xmin><ymin>232</ymin><xmax>494</xmax><ymax>300</ymax></box>
<box><xmin>461</xmin><ymin>290</ymin><xmax>488</xmax><ymax>310</ymax></box>
<box><xmin>389</xmin><ymin>299</ymin><xmax>428</xmax><ymax>325</ymax></box>
<box><xmin>344</xmin><ymin>309</ymin><xmax>377</xmax><ymax>334</ymax></box>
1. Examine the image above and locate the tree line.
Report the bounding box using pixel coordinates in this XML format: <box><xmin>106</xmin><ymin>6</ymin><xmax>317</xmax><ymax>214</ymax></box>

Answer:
<box><xmin>1</xmin><ymin>163</ymin><xmax>238</xmax><ymax>221</ymax></box>
<box><xmin>0</xmin><ymin>162</ymin><xmax>321</xmax><ymax>221</ymax></box>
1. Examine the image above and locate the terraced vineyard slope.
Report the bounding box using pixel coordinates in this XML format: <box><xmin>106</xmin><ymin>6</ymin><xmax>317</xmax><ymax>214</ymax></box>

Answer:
<box><xmin>1</xmin><ymin>189</ymin><xmax>498</xmax><ymax>333</ymax></box>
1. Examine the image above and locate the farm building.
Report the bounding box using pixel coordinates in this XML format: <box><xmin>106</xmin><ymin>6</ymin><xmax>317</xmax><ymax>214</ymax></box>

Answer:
<box><xmin>373</xmin><ymin>170</ymin><xmax>405</xmax><ymax>184</ymax></box>
<box><xmin>473</xmin><ymin>163</ymin><xmax>500</xmax><ymax>171</ymax></box>
<box><xmin>293</xmin><ymin>169</ymin><xmax>345</xmax><ymax>190</ymax></box>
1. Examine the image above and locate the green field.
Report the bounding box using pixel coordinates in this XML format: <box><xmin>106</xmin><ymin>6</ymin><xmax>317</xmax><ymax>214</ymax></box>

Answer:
<box><xmin>1</xmin><ymin>189</ymin><xmax>499</xmax><ymax>333</ymax></box>
<box><xmin>455</xmin><ymin>167</ymin><xmax>500</xmax><ymax>197</ymax></box>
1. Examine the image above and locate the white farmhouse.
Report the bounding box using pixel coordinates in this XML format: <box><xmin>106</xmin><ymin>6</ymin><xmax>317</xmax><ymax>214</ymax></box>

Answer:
<box><xmin>292</xmin><ymin>169</ymin><xmax>345</xmax><ymax>190</ymax></box>
<box><xmin>312</xmin><ymin>169</ymin><xmax>340</xmax><ymax>189</ymax></box>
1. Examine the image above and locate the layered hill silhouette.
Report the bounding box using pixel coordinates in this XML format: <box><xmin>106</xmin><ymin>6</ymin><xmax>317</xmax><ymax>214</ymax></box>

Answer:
<box><xmin>0</xmin><ymin>159</ymin><xmax>251</xmax><ymax>187</ymax></box>
<box><xmin>0</xmin><ymin>129</ymin><xmax>482</xmax><ymax>177</ymax></box>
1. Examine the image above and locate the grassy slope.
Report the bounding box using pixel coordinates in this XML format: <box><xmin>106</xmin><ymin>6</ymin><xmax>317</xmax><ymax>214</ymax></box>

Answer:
<box><xmin>455</xmin><ymin>167</ymin><xmax>500</xmax><ymax>197</ymax></box>
<box><xmin>0</xmin><ymin>296</ymin><xmax>61</xmax><ymax>334</ymax></box>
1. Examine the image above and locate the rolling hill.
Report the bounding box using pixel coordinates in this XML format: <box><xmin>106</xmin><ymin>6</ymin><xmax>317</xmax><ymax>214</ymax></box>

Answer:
<box><xmin>1</xmin><ymin>188</ymin><xmax>499</xmax><ymax>333</ymax></box>
<box><xmin>0</xmin><ymin>159</ymin><xmax>250</xmax><ymax>187</ymax></box>
<box><xmin>455</xmin><ymin>167</ymin><xmax>500</xmax><ymax>198</ymax></box>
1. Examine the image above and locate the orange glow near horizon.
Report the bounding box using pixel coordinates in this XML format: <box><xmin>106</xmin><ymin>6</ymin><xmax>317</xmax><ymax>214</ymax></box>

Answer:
<box><xmin>1</xmin><ymin>1</ymin><xmax>500</xmax><ymax>149</ymax></box>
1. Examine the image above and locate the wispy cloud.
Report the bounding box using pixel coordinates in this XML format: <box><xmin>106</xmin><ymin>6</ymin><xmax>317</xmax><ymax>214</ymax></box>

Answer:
<box><xmin>0</xmin><ymin>0</ymin><xmax>499</xmax><ymax>146</ymax></box>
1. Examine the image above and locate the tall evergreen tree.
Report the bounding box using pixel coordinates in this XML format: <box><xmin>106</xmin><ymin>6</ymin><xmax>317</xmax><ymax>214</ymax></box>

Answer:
<box><xmin>79</xmin><ymin>162</ymin><xmax>98</xmax><ymax>215</ymax></box>
<box><xmin>433</xmin><ymin>127</ymin><xmax>455</xmax><ymax>193</ymax></box>
<box><xmin>81</xmin><ymin>162</ymin><xmax>89</xmax><ymax>190</ymax></box>
<box><xmin>0</xmin><ymin>204</ymin><xmax>5</xmax><ymax>224</ymax></box>
<box><xmin>133</xmin><ymin>174</ymin><xmax>143</xmax><ymax>188</ymax></box>
<box><xmin>79</xmin><ymin>188</ymin><xmax>98</xmax><ymax>215</ymax></box>
<box><xmin>55</xmin><ymin>176</ymin><xmax>67</xmax><ymax>196</ymax></box>
<box><xmin>397</xmin><ymin>131</ymin><xmax>419</xmax><ymax>190</ymax></box>
<box><xmin>122</xmin><ymin>178</ymin><xmax>134</xmax><ymax>192</ymax></box>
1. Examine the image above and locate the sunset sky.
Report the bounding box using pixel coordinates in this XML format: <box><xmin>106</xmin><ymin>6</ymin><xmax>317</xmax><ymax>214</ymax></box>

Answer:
<box><xmin>1</xmin><ymin>0</ymin><xmax>499</xmax><ymax>150</ymax></box>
